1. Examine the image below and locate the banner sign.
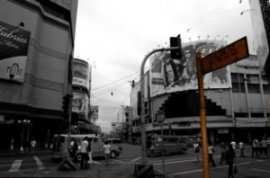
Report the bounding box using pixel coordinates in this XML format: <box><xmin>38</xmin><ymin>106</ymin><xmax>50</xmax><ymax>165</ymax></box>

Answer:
<box><xmin>72</xmin><ymin>91</ymin><xmax>89</xmax><ymax>119</ymax></box>
<box><xmin>72</xmin><ymin>59</ymin><xmax>90</xmax><ymax>90</ymax></box>
<box><xmin>0</xmin><ymin>21</ymin><xmax>31</xmax><ymax>82</ymax></box>
<box><xmin>150</xmin><ymin>40</ymin><xmax>232</xmax><ymax>97</ymax></box>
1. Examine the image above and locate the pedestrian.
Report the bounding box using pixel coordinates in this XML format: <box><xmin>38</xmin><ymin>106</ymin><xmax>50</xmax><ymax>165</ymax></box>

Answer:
<box><xmin>208</xmin><ymin>143</ymin><xmax>216</xmax><ymax>167</ymax></box>
<box><xmin>220</xmin><ymin>142</ymin><xmax>227</xmax><ymax>164</ymax></box>
<box><xmin>261</xmin><ymin>137</ymin><xmax>268</xmax><ymax>158</ymax></box>
<box><xmin>238</xmin><ymin>141</ymin><xmax>245</xmax><ymax>157</ymax></box>
<box><xmin>103</xmin><ymin>141</ymin><xmax>111</xmax><ymax>166</ymax></box>
<box><xmin>87</xmin><ymin>138</ymin><xmax>93</xmax><ymax>167</ymax></box>
<box><xmin>10</xmin><ymin>138</ymin><xmax>14</xmax><ymax>151</ymax></box>
<box><xmin>80</xmin><ymin>137</ymin><xmax>89</xmax><ymax>170</ymax></box>
<box><xmin>230</xmin><ymin>140</ymin><xmax>237</xmax><ymax>150</ymax></box>
<box><xmin>193</xmin><ymin>141</ymin><xmax>200</xmax><ymax>162</ymax></box>
<box><xmin>226</xmin><ymin>144</ymin><xmax>236</xmax><ymax>178</ymax></box>
<box><xmin>69</xmin><ymin>138</ymin><xmax>78</xmax><ymax>160</ymax></box>
<box><xmin>251</xmin><ymin>139</ymin><xmax>259</xmax><ymax>158</ymax></box>
<box><xmin>30</xmin><ymin>139</ymin><xmax>36</xmax><ymax>152</ymax></box>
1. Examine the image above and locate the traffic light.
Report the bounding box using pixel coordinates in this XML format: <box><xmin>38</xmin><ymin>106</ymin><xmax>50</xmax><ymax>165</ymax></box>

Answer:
<box><xmin>62</xmin><ymin>94</ymin><xmax>71</xmax><ymax>119</ymax></box>
<box><xmin>170</xmin><ymin>34</ymin><xmax>182</xmax><ymax>59</ymax></box>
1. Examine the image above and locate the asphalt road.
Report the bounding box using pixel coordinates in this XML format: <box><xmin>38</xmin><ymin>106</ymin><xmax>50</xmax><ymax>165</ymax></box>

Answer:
<box><xmin>0</xmin><ymin>143</ymin><xmax>269</xmax><ymax>178</ymax></box>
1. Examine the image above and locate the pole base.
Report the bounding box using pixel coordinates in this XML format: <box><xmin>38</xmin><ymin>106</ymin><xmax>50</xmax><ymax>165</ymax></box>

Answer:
<box><xmin>134</xmin><ymin>163</ymin><xmax>154</xmax><ymax>178</ymax></box>
<box><xmin>58</xmin><ymin>157</ymin><xmax>77</xmax><ymax>171</ymax></box>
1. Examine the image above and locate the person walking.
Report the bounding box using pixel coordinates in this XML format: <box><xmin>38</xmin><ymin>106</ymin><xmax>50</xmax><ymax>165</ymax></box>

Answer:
<box><xmin>87</xmin><ymin>138</ymin><xmax>93</xmax><ymax>167</ymax></box>
<box><xmin>80</xmin><ymin>137</ymin><xmax>89</xmax><ymax>170</ymax></box>
<box><xmin>251</xmin><ymin>139</ymin><xmax>259</xmax><ymax>158</ymax></box>
<box><xmin>226</xmin><ymin>144</ymin><xmax>236</xmax><ymax>178</ymax></box>
<box><xmin>103</xmin><ymin>141</ymin><xmax>111</xmax><ymax>166</ymax></box>
<box><xmin>208</xmin><ymin>143</ymin><xmax>216</xmax><ymax>167</ymax></box>
<box><xmin>220</xmin><ymin>142</ymin><xmax>227</xmax><ymax>164</ymax></box>
<box><xmin>261</xmin><ymin>137</ymin><xmax>268</xmax><ymax>158</ymax></box>
<box><xmin>193</xmin><ymin>141</ymin><xmax>200</xmax><ymax>162</ymax></box>
<box><xmin>238</xmin><ymin>141</ymin><xmax>245</xmax><ymax>157</ymax></box>
<box><xmin>69</xmin><ymin>138</ymin><xmax>78</xmax><ymax>160</ymax></box>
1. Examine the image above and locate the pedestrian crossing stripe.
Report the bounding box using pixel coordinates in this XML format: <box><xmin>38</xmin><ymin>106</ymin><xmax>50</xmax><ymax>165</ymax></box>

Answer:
<box><xmin>8</xmin><ymin>160</ymin><xmax>22</xmax><ymax>173</ymax></box>
<box><xmin>33</xmin><ymin>156</ymin><xmax>45</xmax><ymax>170</ymax></box>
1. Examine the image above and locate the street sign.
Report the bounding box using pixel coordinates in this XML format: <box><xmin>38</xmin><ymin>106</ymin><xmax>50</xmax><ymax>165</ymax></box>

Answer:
<box><xmin>155</xmin><ymin>110</ymin><xmax>165</xmax><ymax>124</ymax></box>
<box><xmin>201</xmin><ymin>37</ymin><xmax>249</xmax><ymax>74</ymax></box>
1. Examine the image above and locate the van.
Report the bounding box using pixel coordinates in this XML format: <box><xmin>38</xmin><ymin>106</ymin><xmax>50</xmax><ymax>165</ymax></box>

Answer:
<box><xmin>147</xmin><ymin>135</ymin><xmax>188</xmax><ymax>156</ymax></box>
<box><xmin>51</xmin><ymin>134</ymin><xmax>121</xmax><ymax>161</ymax></box>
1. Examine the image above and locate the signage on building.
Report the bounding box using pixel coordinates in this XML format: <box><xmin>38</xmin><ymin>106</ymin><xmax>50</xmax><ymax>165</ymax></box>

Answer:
<box><xmin>72</xmin><ymin>91</ymin><xmax>89</xmax><ymax>119</ymax></box>
<box><xmin>201</xmin><ymin>37</ymin><xmax>249</xmax><ymax>74</ymax></box>
<box><xmin>0</xmin><ymin>21</ymin><xmax>31</xmax><ymax>83</ymax></box>
<box><xmin>90</xmin><ymin>105</ymin><xmax>99</xmax><ymax>121</ymax></box>
<box><xmin>150</xmin><ymin>40</ymin><xmax>232</xmax><ymax>97</ymax></box>
<box><xmin>72</xmin><ymin>58</ymin><xmax>90</xmax><ymax>90</ymax></box>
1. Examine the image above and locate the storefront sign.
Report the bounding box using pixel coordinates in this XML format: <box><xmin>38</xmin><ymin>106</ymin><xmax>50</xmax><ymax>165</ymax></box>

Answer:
<box><xmin>0</xmin><ymin>21</ymin><xmax>30</xmax><ymax>83</ymax></box>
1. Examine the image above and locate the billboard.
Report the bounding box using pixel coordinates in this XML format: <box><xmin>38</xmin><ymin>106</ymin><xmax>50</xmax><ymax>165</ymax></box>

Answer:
<box><xmin>72</xmin><ymin>91</ymin><xmax>89</xmax><ymax>119</ymax></box>
<box><xmin>72</xmin><ymin>58</ymin><xmax>90</xmax><ymax>90</ymax></box>
<box><xmin>150</xmin><ymin>41</ymin><xmax>232</xmax><ymax>97</ymax></box>
<box><xmin>89</xmin><ymin>105</ymin><xmax>99</xmax><ymax>121</ymax></box>
<box><xmin>0</xmin><ymin>21</ymin><xmax>30</xmax><ymax>83</ymax></box>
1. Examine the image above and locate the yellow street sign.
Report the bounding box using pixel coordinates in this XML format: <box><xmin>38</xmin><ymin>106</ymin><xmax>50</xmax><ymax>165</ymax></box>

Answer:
<box><xmin>201</xmin><ymin>37</ymin><xmax>249</xmax><ymax>74</ymax></box>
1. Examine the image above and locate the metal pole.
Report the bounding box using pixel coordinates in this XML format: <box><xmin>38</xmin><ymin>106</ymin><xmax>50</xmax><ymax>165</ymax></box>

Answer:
<box><xmin>161</xmin><ymin>124</ymin><xmax>166</xmax><ymax>177</ymax></box>
<box><xmin>243</xmin><ymin>73</ymin><xmax>251</xmax><ymax>118</ymax></box>
<box><xmin>140</xmin><ymin>47</ymin><xmax>178</xmax><ymax>165</ymax></box>
<box><xmin>196</xmin><ymin>52</ymin><xmax>210</xmax><ymax>178</ymax></box>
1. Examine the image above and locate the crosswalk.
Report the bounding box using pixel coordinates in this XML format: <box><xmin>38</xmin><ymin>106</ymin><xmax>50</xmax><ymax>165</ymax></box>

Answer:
<box><xmin>1</xmin><ymin>156</ymin><xmax>48</xmax><ymax>174</ymax></box>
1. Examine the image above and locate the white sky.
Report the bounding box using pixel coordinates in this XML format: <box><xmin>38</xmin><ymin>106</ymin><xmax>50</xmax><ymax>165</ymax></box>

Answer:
<box><xmin>74</xmin><ymin>0</ymin><xmax>253</xmax><ymax>133</ymax></box>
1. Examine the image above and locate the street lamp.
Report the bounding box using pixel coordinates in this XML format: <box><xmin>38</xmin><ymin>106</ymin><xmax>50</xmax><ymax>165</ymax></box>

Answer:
<box><xmin>240</xmin><ymin>9</ymin><xmax>255</xmax><ymax>15</ymax></box>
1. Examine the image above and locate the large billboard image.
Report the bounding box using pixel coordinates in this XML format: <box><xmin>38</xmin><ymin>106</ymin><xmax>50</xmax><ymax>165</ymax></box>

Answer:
<box><xmin>150</xmin><ymin>41</ymin><xmax>232</xmax><ymax>97</ymax></box>
<box><xmin>0</xmin><ymin>21</ymin><xmax>31</xmax><ymax>83</ymax></box>
<box><xmin>72</xmin><ymin>91</ymin><xmax>89</xmax><ymax>119</ymax></box>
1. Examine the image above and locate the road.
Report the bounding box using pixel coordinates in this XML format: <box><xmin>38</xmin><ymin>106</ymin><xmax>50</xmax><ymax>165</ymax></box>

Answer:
<box><xmin>0</xmin><ymin>144</ymin><xmax>269</xmax><ymax>178</ymax></box>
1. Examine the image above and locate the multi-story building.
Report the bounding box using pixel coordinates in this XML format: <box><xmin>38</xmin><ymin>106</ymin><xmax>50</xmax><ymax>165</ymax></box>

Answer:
<box><xmin>71</xmin><ymin>58</ymin><xmax>100</xmax><ymax>134</ymax></box>
<box><xmin>130</xmin><ymin>40</ymin><xmax>270</xmax><ymax>144</ymax></box>
<box><xmin>0</xmin><ymin>0</ymin><xmax>78</xmax><ymax>150</ymax></box>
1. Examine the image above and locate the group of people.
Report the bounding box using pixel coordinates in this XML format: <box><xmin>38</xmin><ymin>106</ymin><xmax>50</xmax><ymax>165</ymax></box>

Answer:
<box><xmin>251</xmin><ymin>138</ymin><xmax>269</xmax><ymax>158</ymax></box>
<box><xmin>69</xmin><ymin>137</ymin><xmax>111</xmax><ymax>170</ymax></box>
<box><xmin>193</xmin><ymin>139</ymin><xmax>269</xmax><ymax>178</ymax></box>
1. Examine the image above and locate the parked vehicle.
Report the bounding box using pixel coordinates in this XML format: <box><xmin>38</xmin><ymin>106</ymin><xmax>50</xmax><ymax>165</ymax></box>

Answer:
<box><xmin>103</xmin><ymin>137</ymin><xmax>123</xmax><ymax>151</ymax></box>
<box><xmin>51</xmin><ymin>134</ymin><xmax>121</xmax><ymax>161</ymax></box>
<box><xmin>147</xmin><ymin>135</ymin><xmax>188</xmax><ymax>157</ymax></box>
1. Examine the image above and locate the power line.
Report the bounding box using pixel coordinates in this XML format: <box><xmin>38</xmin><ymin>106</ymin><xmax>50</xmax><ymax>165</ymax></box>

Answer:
<box><xmin>92</xmin><ymin>71</ymin><xmax>139</xmax><ymax>92</ymax></box>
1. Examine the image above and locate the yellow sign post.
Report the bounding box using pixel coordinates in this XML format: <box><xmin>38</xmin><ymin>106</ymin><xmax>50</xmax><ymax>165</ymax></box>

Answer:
<box><xmin>196</xmin><ymin>37</ymin><xmax>249</xmax><ymax>178</ymax></box>
<box><xmin>201</xmin><ymin>37</ymin><xmax>249</xmax><ymax>74</ymax></box>
<box><xmin>196</xmin><ymin>52</ymin><xmax>210</xmax><ymax>178</ymax></box>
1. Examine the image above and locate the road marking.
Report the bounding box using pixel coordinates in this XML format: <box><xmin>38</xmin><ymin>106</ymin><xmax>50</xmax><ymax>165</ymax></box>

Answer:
<box><xmin>111</xmin><ymin>159</ymin><xmax>125</xmax><ymax>164</ymax></box>
<box><xmin>253</xmin><ymin>168</ymin><xmax>270</xmax><ymax>174</ymax></box>
<box><xmin>8</xmin><ymin>160</ymin><xmax>22</xmax><ymax>173</ymax></box>
<box><xmin>33</xmin><ymin>156</ymin><xmax>45</xmax><ymax>170</ymax></box>
<box><xmin>92</xmin><ymin>160</ymin><xmax>101</xmax><ymax>165</ymax></box>
<box><xmin>169</xmin><ymin>161</ymin><xmax>251</xmax><ymax>176</ymax></box>
<box><xmin>128</xmin><ymin>156</ymin><xmax>141</xmax><ymax>164</ymax></box>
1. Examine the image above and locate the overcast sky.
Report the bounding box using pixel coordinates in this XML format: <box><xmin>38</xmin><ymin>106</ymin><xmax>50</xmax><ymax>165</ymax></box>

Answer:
<box><xmin>74</xmin><ymin>0</ymin><xmax>253</xmax><ymax>133</ymax></box>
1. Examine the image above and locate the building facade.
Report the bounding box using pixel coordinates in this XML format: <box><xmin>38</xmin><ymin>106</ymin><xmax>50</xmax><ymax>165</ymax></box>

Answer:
<box><xmin>130</xmin><ymin>40</ymin><xmax>270</xmax><ymax>144</ymax></box>
<box><xmin>0</xmin><ymin>0</ymin><xmax>78</xmax><ymax>150</ymax></box>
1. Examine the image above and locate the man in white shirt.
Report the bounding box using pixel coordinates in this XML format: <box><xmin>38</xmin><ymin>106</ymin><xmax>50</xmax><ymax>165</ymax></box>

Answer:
<box><xmin>103</xmin><ymin>141</ymin><xmax>111</xmax><ymax>166</ymax></box>
<box><xmin>80</xmin><ymin>137</ymin><xmax>89</xmax><ymax>169</ymax></box>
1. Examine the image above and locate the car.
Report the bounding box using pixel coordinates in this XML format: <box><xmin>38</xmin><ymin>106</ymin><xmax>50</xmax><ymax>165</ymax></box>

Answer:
<box><xmin>147</xmin><ymin>135</ymin><xmax>188</xmax><ymax>157</ymax></box>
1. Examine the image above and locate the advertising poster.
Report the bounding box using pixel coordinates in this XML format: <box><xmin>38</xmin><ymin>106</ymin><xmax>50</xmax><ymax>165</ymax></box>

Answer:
<box><xmin>72</xmin><ymin>91</ymin><xmax>89</xmax><ymax>119</ymax></box>
<box><xmin>72</xmin><ymin>59</ymin><xmax>90</xmax><ymax>90</ymax></box>
<box><xmin>90</xmin><ymin>105</ymin><xmax>99</xmax><ymax>121</ymax></box>
<box><xmin>150</xmin><ymin>41</ymin><xmax>232</xmax><ymax>97</ymax></box>
<box><xmin>0</xmin><ymin>21</ymin><xmax>31</xmax><ymax>83</ymax></box>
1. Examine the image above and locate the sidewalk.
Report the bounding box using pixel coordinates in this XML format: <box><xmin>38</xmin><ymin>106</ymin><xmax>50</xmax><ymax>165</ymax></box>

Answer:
<box><xmin>0</xmin><ymin>148</ymin><xmax>51</xmax><ymax>158</ymax></box>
